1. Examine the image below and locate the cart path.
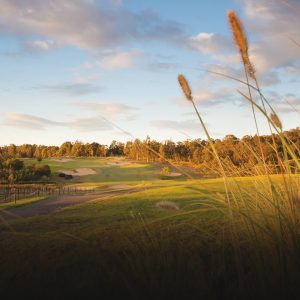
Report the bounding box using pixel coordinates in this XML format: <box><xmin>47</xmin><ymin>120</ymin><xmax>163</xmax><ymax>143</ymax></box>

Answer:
<box><xmin>0</xmin><ymin>188</ymin><xmax>142</xmax><ymax>222</ymax></box>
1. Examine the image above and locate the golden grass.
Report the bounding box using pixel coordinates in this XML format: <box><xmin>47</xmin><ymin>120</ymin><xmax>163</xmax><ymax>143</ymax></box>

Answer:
<box><xmin>176</xmin><ymin>8</ymin><xmax>300</xmax><ymax>296</ymax></box>
<box><xmin>270</xmin><ymin>112</ymin><xmax>283</xmax><ymax>130</ymax></box>
<box><xmin>227</xmin><ymin>10</ymin><xmax>255</xmax><ymax>79</ymax></box>
<box><xmin>178</xmin><ymin>74</ymin><xmax>193</xmax><ymax>101</ymax></box>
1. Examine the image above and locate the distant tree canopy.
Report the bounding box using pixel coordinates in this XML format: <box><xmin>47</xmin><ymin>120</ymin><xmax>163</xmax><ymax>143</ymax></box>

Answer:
<box><xmin>0</xmin><ymin>128</ymin><xmax>299</xmax><ymax>176</ymax></box>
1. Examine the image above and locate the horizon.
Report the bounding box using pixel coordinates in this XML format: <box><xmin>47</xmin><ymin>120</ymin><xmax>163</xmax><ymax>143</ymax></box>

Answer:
<box><xmin>0</xmin><ymin>0</ymin><xmax>299</xmax><ymax>145</ymax></box>
<box><xmin>1</xmin><ymin>126</ymin><xmax>300</xmax><ymax>148</ymax></box>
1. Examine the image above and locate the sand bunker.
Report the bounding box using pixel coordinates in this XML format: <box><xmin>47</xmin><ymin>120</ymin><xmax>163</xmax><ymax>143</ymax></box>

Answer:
<box><xmin>106</xmin><ymin>161</ymin><xmax>132</xmax><ymax>166</ymax></box>
<box><xmin>59</xmin><ymin>168</ymin><xmax>97</xmax><ymax>176</ymax></box>
<box><xmin>156</xmin><ymin>201</ymin><xmax>180</xmax><ymax>211</ymax></box>
<box><xmin>52</xmin><ymin>158</ymin><xmax>74</xmax><ymax>163</ymax></box>
<box><xmin>167</xmin><ymin>172</ymin><xmax>182</xmax><ymax>177</ymax></box>
<box><xmin>158</xmin><ymin>171</ymin><xmax>182</xmax><ymax>177</ymax></box>
<box><xmin>109</xmin><ymin>184</ymin><xmax>131</xmax><ymax>189</ymax></box>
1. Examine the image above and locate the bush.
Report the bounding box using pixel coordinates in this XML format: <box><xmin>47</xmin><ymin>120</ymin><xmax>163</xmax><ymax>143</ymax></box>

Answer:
<box><xmin>65</xmin><ymin>174</ymin><xmax>73</xmax><ymax>180</ymax></box>
<box><xmin>161</xmin><ymin>166</ymin><xmax>170</xmax><ymax>176</ymax></box>
<box><xmin>58</xmin><ymin>173</ymin><xmax>66</xmax><ymax>178</ymax></box>
<box><xmin>34</xmin><ymin>164</ymin><xmax>51</xmax><ymax>178</ymax></box>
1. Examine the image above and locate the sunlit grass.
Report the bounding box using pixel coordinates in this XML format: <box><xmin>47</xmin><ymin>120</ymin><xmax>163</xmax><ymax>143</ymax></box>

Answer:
<box><xmin>24</xmin><ymin>157</ymin><xmax>167</xmax><ymax>183</ymax></box>
<box><xmin>1</xmin><ymin>174</ymin><xmax>299</xmax><ymax>297</ymax></box>
<box><xmin>174</xmin><ymin>9</ymin><xmax>300</xmax><ymax>298</ymax></box>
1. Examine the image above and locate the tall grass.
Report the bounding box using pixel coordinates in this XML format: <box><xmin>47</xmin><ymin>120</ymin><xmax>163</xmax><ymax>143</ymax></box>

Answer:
<box><xmin>178</xmin><ymin>9</ymin><xmax>300</xmax><ymax>297</ymax></box>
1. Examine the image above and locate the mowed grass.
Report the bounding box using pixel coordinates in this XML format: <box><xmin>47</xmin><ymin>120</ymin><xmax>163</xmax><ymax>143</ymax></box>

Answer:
<box><xmin>24</xmin><ymin>157</ymin><xmax>171</xmax><ymax>183</ymax></box>
<box><xmin>0</xmin><ymin>176</ymin><xmax>225</xmax><ymax>298</ymax></box>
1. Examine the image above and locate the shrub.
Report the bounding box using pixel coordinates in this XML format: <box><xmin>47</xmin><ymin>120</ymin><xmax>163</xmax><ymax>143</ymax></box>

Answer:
<box><xmin>161</xmin><ymin>166</ymin><xmax>170</xmax><ymax>176</ymax></box>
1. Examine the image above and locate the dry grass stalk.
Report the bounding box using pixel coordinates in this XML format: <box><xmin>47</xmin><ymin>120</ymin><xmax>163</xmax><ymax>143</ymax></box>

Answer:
<box><xmin>227</xmin><ymin>10</ymin><xmax>256</xmax><ymax>79</ymax></box>
<box><xmin>178</xmin><ymin>74</ymin><xmax>193</xmax><ymax>101</ymax></box>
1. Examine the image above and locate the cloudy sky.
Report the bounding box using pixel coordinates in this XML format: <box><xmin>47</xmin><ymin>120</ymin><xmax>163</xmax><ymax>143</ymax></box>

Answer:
<box><xmin>0</xmin><ymin>0</ymin><xmax>299</xmax><ymax>145</ymax></box>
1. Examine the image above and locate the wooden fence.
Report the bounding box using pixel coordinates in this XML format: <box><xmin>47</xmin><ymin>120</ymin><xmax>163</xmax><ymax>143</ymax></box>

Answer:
<box><xmin>0</xmin><ymin>184</ymin><xmax>99</xmax><ymax>203</ymax></box>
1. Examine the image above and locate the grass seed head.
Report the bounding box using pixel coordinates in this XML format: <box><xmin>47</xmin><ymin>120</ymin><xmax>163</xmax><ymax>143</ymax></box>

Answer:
<box><xmin>178</xmin><ymin>74</ymin><xmax>193</xmax><ymax>101</ymax></box>
<box><xmin>227</xmin><ymin>10</ymin><xmax>256</xmax><ymax>79</ymax></box>
<box><xmin>270</xmin><ymin>113</ymin><xmax>282</xmax><ymax>130</ymax></box>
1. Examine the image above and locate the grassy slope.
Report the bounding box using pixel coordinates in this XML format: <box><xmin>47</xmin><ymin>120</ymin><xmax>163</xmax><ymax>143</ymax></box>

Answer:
<box><xmin>1</xmin><ymin>157</ymin><xmax>299</xmax><ymax>298</ymax></box>
<box><xmin>24</xmin><ymin>157</ymin><xmax>167</xmax><ymax>183</ymax></box>
<box><xmin>0</xmin><ymin>177</ymin><xmax>225</xmax><ymax>298</ymax></box>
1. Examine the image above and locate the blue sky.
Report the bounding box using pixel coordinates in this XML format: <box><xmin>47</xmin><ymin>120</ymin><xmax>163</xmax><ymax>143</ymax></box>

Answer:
<box><xmin>0</xmin><ymin>0</ymin><xmax>299</xmax><ymax>146</ymax></box>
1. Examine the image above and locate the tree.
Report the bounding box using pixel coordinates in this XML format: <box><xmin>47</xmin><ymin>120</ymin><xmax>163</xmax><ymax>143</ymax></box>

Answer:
<box><xmin>7</xmin><ymin>144</ymin><xmax>17</xmax><ymax>158</ymax></box>
<box><xmin>72</xmin><ymin>141</ymin><xmax>86</xmax><ymax>157</ymax></box>
<box><xmin>108</xmin><ymin>140</ymin><xmax>124</xmax><ymax>156</ymax></box>
<box><xmin>2</xmin><ymin>159</ymin><xmax>24</xmax><ymax>183</ymax></box>
<box><xmin>59</xmin><ymin>142</ymin><xmax>73</xmax><ymax>156</ymax></box>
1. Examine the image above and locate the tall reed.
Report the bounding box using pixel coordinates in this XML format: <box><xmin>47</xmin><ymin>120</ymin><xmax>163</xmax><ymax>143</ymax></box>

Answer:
<box><xmin>177</xmin><ymin>8</ymin><xmax>300</xmax><ymax>296</ymax></box>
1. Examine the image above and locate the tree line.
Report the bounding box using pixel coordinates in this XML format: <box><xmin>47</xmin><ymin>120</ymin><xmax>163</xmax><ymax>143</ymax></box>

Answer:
<box><xmin>0</xmin><ymin>128</ymin><xmax>299</xmax><ymax>176</ymax></box>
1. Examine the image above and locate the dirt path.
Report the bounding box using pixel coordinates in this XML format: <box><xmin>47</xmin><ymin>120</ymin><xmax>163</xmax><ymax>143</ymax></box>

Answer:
<box><xmin>0</xmin><ymin>188</ymin><xmax>141</xmax><ymax>222</ymax></box>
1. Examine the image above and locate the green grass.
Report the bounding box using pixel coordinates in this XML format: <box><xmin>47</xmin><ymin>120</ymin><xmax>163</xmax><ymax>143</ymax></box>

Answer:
<box><xmin>1</xmin><ymin>174</ymin><xmax>299</xmax><ymax>298</ymax></box>
<box><xmin>24</xmin><ymin>157</ymin><xmax>174</xmax><ymax>183</ymax></box>
<box><xmin>0</xmin><ymin>177</ymin><xmax>224</xmax><ymax>297</ymax></box>
<box><xmin>0</xmin><ymin>196</ymin><xmax>47</xmax><ymax>210</ymax></box>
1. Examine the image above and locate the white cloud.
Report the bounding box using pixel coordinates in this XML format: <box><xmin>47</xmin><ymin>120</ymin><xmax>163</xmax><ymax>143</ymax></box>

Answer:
<box><xmin>34</xmin><ymin>82</ymin><xmax>103</xmax><ymax>96</ymax></box>
<box><xmin>188</xmin><ymin>32</ymin><xmax>233</xmax><ymax>54</ymax></box>
<box><xmin>73</xmin><ymin>74</ymin><xmax>100</xmax><ymax>84</ymax></box>
<box><xmin>24</xmin><ymin>39</ymin><xmax>57</xmax><ymax>52</ymax></box>
<box><xmin>177</xmin><ymin>81</ymin><xmax>236</xmax><ymax>108</ymax></box>
<box><xmin>3</xmin><ymin>112</ymin><xmax>113</xmax><ymax>132</ymax></box>
<box><xmin>67</xmin><ymin>116</ymin><xmax>112</xmax><ymax>132</ymax></box>
<box><xmin>284</xmin><ymin>64</ymin><xmax>300</xmax><ymax>75</ymax></box>
<box><xmin>0</xmin><ymin>0</ymin><xmax>185</xmax><ymax>51</ymax></box>
<box><xmin>76</xmin><ymin>102</ymin><xmax>138</xmax><ymax>119</ymax></box>
<box><xmin>4</xmin><ymin>112</ymin><xmax>62</xmax><ymax>130</ymax></box>
<box><xmin>151</xmin><ymin>119</ymin><xmax>200</xmax><ymax>133</ymax></box>
<box><xmin>269</xmin><ymin>93</ymin><xmax>300</xmax><ymax>114</ymax></box>
<box><xmin>96</xmin><ymin>50</ymin><xmax>143</xmax><ymax>70</ymax></box>
<box><xmin>278</xmin><ymin>97</ymin><xmax>300</xmax><ymax>114</ymax></box>
<box><xmin>5</xmin><ymin>103</ymin><xmax>138</xmax><ymax>134</ymax></box>
<box><xmin>189</xmin><ymin>1</ymin><xmax>300</xmax><ymax>78</ymax></box>
<box><xmin>240</xmin><ymin>0</ymin><xmax>300</xmax><ymax>73</ymax></box>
